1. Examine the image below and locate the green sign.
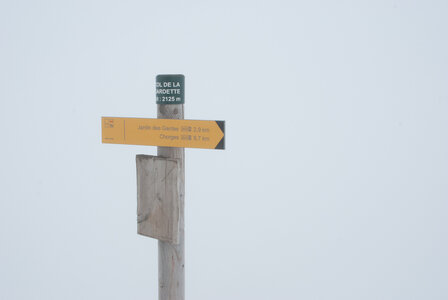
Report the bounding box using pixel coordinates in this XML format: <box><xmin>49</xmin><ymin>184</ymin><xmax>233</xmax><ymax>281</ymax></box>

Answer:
<box><xmin>156</xmin><ymin>74</ymin><xmax>185</xmax><ymax>104</ymax></box>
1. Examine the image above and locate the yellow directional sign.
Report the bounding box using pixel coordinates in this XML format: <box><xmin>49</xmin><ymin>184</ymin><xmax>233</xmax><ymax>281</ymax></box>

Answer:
<box><xmin>102</xmin><ymin>117</ymin><xmax>225</xmax><ymax>149</ymax></box>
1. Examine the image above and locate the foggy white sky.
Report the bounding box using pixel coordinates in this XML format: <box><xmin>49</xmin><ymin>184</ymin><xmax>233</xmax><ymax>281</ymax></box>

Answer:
<box><xmin>1</xmin><ymin>1</ymin><xmax>447</xmax><ymax>299</ymax></box>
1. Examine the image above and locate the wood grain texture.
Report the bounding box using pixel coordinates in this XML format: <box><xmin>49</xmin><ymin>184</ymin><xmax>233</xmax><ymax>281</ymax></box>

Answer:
<box><xmin>136</xmin><ymin>155</ymin><xmax>180</xmax><ymax>244</ymax></box>
<box><xmin>158</xmin><ymin>104</ymin><xmax>185</xmax><ymax>300</ymax></box>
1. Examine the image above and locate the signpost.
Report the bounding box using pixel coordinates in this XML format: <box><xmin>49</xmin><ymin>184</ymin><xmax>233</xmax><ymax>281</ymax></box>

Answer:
<box><xmin>102</xmin><ymin>74</ymin><xmax>225</xmax><ymax>300</ymax></box>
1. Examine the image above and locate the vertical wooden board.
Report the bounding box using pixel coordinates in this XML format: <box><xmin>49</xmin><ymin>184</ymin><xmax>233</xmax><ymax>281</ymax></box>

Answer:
<box><xmin>136</xmin><ymin>155</ymin><xmax>180</xmax><ymax>244</ymax></box>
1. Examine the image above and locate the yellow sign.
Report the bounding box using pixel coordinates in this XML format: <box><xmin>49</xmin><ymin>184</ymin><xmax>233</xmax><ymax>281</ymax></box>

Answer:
<box><xmin>102</xmin><ymin>117</ymin><xmax>225</xmax><ymax>149</ymax></box>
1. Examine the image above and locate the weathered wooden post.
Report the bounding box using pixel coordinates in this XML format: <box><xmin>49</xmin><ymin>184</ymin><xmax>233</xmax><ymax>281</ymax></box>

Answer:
<box><xmin>102</xmin><ymin>74</ymin><xmax>224</xmax><ymax>300</ymax></box>
<box><xmin>156</xmin><ymin>75</ymin><xmax>185</xmax><ymax>300</ymax></box>
<box><xmin>137</xmin><ymin>74</ymin><xmax>185</xmax><ymax>300</ymax></box>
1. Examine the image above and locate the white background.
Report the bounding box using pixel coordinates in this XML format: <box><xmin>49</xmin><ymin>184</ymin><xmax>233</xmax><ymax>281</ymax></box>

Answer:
<box><xmin>1</xmin><ymin>1</ymin><xmax>447</xmax><ymax>299</ymax></box>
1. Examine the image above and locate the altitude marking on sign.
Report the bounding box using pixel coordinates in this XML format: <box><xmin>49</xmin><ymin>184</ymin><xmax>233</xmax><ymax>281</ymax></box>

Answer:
<box><xmin>102</xmin><ymin>117</ymin><xmax>225</xmax><ymax>150</ymax></box>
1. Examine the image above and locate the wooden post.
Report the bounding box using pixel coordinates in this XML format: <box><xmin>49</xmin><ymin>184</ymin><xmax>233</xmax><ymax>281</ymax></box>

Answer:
<box><xmin>157</xmin><ymin>103</ymin><xmax>185</xmax><ymax>300</ymax></box>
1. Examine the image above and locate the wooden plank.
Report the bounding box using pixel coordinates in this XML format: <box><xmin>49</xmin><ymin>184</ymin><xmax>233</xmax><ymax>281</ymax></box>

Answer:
<box><xmin>136</xmin><ymin>155</ymin><xmax>180</xmax><ymax>244</ymax></box>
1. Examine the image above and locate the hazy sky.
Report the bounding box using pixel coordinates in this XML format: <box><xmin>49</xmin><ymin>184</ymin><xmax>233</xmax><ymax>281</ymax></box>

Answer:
<box><xmin>1</xmin><ymin>1</ymin><xmax>447</xmax><ymax>299</ymax></box>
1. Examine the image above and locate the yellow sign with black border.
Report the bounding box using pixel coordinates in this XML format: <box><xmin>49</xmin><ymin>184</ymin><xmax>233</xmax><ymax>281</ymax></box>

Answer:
<box><xmin>102</xmin><ymin>117</ymin><xmax>225</xmax><ymax>150</ymax></box>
